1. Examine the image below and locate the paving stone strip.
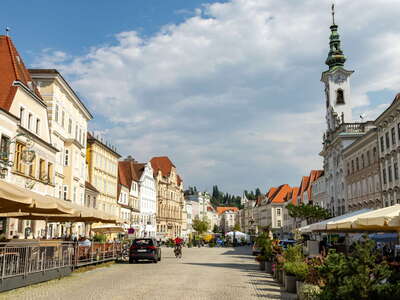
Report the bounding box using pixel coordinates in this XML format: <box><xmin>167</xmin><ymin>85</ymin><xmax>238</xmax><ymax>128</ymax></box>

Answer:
<box><xmin>0</xmin><ymin>247</ymin><xmax>296</xmax><ymax>300</ymax></box>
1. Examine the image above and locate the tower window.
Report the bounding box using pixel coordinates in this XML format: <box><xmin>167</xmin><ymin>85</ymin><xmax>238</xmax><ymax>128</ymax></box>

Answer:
<box><xmin>336</xmin><ymin>89</ymin><xmax>345</xmax><ymax>105</ymax></box>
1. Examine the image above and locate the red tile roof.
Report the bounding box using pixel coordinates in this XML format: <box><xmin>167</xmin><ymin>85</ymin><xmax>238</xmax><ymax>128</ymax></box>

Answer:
<box><xmin>306</xmin><ymin>170</ymin><xmax>324</xmax><ymax>200</ymax></box>
<box><xmin>290</xmin><ymin>187</ymin><xmax>300</xmax><ymax>205</ymax></box>
<box><xmin>298</xmin><ymin>176</ymin><xmax>310</xmax><ymax>204</ymax></box>
<box><xmin>267</xmin><ymin>187</ymin><xmax>277</xmax><ymax>199</ymax></box>
<box><xmin>216</xmin><ymin>206</ymin><xmax>239</xmax><ymax>215</ymax></box>
<box><xmin>0</xmin><ymin>35</ymin><xmax>42</xmax><ymax>111</ymax></box>
<box><xmin>118</xmin><ymin>160</ymin><xmax>145</xmax><ymax>187</ymax></box>
<box><xmin>270</xmin><ymin>184</ymin><xmax>292</xmax><ymax>204</ymax></box>
<box><xmin>150</xmin><ymin>156</ymin><xmax>183</xmax><ymax>184</ymax></box>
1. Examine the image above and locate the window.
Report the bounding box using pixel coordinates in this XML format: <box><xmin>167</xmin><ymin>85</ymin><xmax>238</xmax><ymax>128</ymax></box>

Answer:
<box><xmin>351</xmin><ymin>160</ymin><xmax>354</xmax><ymax>173</ymax></box>
<box><xmin>63</xmin><ymin>186</ymin><xmax>68</xmax><ymax>200</ymax></box>
<box><xmin>389</xmin><ymin>166</ymin><xmax>393</xmax><ymax>182</ymax></box>
<box><xmin>277</xmin><ymin>220</ymin><xmax>281</xmax><ymax>227</ymax></box>
<box><xmin>68</xmin><ymin>119</ymin><xmax>72</xmax><ymax>134</ymax></box>
<box><xmin>48</xmin><ymin>162</ymin><xmax>53</xmax><ymax>184</ymax></box>
<box><xmin>277</xmin><ymin>208</ymin><xmax>281</xmax><ymax>216</ymax></box>
<box><xmin>73</xmin><ymin>187</ymin><xmax>77</xmax><ymax>202</ymax></box>
<box><xmin>39</xmin><ymin>159</ymin><xmax>46</xmax><ymax>180</ymax></box>
<box><xmin>19</xmin><ymin>107</ymin><xmax>25</xmax><ymax>126</ymax></box>
<box><xmin>0</xmin><ymin>135</ymin><xmax>10</xmax><ymax>161</ymax></box>
<box><xmin>336</xmin><ymin>89</ymin><xmax>345</xmax><ymax>104</ymax></box>
<box><xmin>356</xmin><ymin>157</ymin><xmax>359</xmax><ymax>171</ymax></box>
<box><xmin>383</xmin><ymin>168</ymin><xmax>387</xmax><ymax>185</ymax></box>
<box><xmin>373</xmin><ymin>147</ymin><xmax>377</xmax><ymax>161</ymax></box>
<box><xmin>398</xmin><ymin>123</ymin><xmax>400</xmax><ymax>141</ymax></box>
<box><xmin>367</xmin><ymin>151</ymin><xmax>370</xmax><ymax>166</ymax></box>
<box><xmin>36</xmin><ymin>119</ymin><xmax>40</xmax><ymax>135</ymax></box>
<box><xmin>75</xmin><ymin>125</ymin><xmax>78</xmax><ymax>140</ymax></box>
<box><xmin>380</xmin><ymin>137</ymin><xmax>385</xmax><ymax>152</ymax></box>
<box><xmin>392</xmin><ymin>128</ymin><xmax>396</xmax><ymax>146</ymax></box>
<box><xmin>386</xmin><ymin>132</ymin><xmax>390</xmax><ymax>149</ymax></box>
<box><xmin>395</xmin><ymin>163</ymin><xmax>399</xmax><ymax>180</ymax></box>
<box><xmin>55</xmin><ymin>105</ymin><xmax>59</xmax><ymax>122</ymax></box>
<box><xmin>64</xmin><ymin>149</ymin><xmax>69</xmax><ymax>166</ymax></box>
<box><xmin>29</xmin><ymin>157</ymin><xmax>36</xmax><ymax>177</ymax></box>
<box><xmin>14</xmin><ymin>142</ymin><xmax>25</xmax><ymax>173</ymax></box>
<box><xmin>361</xmin><ymin>154</ymin><xmax>365</xmax><ymax>169</ymax></box>
<box><xmin>28</xmin><ymin>113</ymin><xmax>33</xmax><ymax>130</ymax></box>
<box><xmin>61</xmin><ymin>111</ymin><xmax>65</xmax><ymax>128</ymax></box>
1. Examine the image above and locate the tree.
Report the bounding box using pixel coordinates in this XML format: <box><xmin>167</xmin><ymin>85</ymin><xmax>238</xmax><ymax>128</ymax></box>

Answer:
<box><xmin>233</xmin><ymin>223</ymin><xmax>241</xmax><ymax>231</ymax></box>
<box><xmin>287</xmin><ymin>203</ymin><xmax>331</xmax><ymax>225</ymax></box>
<box><xmin>318</xmin><ymin>238</ymin><xmax>393</xmax><ymax>300</ymax></box>
<box><xmin>192</xmin><ymin>219</ymin><xmax>209</xmax><ymax>234</ymax></box>
<box><xmin>212</xmin><ymin>224</ymin><xmax>219</xmax><ymax>233</ymax></box>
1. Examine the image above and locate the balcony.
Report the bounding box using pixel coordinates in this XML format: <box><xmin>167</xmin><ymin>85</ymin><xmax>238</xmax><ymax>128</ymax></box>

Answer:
<box><xmin>324</xmin><ymin>122</ymin><xmax>373</xmax><ymax>146</ymax></box>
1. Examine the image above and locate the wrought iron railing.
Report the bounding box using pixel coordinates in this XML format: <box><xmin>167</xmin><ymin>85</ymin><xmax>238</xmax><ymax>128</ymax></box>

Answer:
<box><xmin>0</xmin><ymin>241</ymin><xmax>123</xmax><ymax>280</ymax></box>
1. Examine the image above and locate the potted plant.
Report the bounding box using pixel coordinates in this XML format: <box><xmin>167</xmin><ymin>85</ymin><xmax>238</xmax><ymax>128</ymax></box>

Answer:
<box><xmin>255</xmin><ymin>254</ymin><xmax>266</xmax><ymax>270</ymax></box>
<box><xmin>283</xmin><ymin>262</ymin><xmax>298</xmax><ymax>293</ymax></box>
<box><xmin>284</xmin><ymin>260</ymin><xmax>309</xmax><ymax>294</ymax></box>
<box><xmin>275</xmin><ymin>254</ymin><xmax>285</xmax><ymax>283</ymax></box>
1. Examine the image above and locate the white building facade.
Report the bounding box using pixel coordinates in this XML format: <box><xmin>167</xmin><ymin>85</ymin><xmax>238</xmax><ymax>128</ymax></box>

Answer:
<box><xmin>139</xmin><ymin>162</ymin><xmax>157</xmax><ymax>238</ymax></box>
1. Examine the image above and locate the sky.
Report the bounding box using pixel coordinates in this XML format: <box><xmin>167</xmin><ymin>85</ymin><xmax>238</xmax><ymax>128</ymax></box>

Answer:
<box><xmin>2</xmin><ymin>0</ymin><xmax>400</xmax><ymax>195</ymax></box>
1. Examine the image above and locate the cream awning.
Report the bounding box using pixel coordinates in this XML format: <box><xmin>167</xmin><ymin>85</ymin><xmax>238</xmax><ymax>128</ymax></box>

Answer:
<box><xmin>326</xmin><ymin>205</ymin><xmax>400</xmax><ymax>232</ymax></box>
<box><xmin>91</xmin><ymin>224</ymin><xmax>125</xmax><ymax>233</ymax></box>
<box><xmin>0</xmin><ymin>180</ymin><xmax>73</xmax><ymax>214</ymax></box>
<box><xmin>354</xmin><ymin>204</ymin><xmax>400</xmax><ymax>230</ymax></box>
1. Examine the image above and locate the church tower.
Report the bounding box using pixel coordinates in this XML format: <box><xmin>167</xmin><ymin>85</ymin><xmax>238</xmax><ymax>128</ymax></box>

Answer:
<box><xmin>321</xmin><ymin>5</ymin><xmax>354</xmax><ymax>131</ymax></box>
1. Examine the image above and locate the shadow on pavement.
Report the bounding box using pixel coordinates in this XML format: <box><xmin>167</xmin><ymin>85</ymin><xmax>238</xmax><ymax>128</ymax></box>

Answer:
<box><xmin>184</xmin><ymin>262</ymin><xmax>256</xmax><ymax>271</ymax></box>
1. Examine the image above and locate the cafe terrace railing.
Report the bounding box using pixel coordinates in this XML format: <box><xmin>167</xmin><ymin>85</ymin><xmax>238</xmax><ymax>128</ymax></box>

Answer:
<box><xmin>0</xmin><ymin>241</ymin><xmax>123</xmax><ymax>281</ymax></box>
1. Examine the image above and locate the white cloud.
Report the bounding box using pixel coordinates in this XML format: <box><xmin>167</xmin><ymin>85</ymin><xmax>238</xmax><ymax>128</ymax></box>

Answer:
<box><xmin>33</xmin><ymin>0</ymin><xmax>400</xmax><ymax>194</ymax></box>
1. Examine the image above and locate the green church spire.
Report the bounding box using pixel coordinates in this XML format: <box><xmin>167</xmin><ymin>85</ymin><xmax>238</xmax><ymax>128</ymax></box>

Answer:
<box><xmin>325</xmin><ymin>4</ymin><xmax>346</xmax><ymax>70</ymax></box>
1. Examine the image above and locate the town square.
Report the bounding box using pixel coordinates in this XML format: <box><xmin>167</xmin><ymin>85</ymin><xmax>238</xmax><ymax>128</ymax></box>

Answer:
<box><xmin>0</xmin><ymin>1</ymin><xmax>400</xmax><ymax>299</ymax></box>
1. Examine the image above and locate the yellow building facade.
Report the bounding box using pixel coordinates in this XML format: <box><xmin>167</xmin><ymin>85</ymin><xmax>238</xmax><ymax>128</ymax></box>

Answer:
<box><xmin>86</xmin><ymin>133</ymin><xmax>121</xmax><ymax>220</ymax></box>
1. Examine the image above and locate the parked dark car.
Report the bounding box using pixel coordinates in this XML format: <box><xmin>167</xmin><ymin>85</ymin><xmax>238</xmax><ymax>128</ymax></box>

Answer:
<box><xmin>129</xmin><ymin>238</ymin><xmax>161</xmax><ymax>263</ymax></box>
<box><xmin>278</xmin><ymin>239</ymin><xmax>296</xmax><ymax>249</ymax></box>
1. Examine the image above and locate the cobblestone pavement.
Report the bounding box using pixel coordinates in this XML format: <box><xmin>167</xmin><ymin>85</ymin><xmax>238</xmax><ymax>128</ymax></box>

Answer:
<box><xmin>1</xmin><ymin>246</ymin><xmax>297</xmax><ymax>300</ymax></box>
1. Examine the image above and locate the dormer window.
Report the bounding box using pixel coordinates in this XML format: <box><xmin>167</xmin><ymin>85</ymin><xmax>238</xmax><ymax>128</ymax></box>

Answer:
<box><xmin>336</xmin><ymin>89</ymin><xmax>345</xmax><ymax>105</ymax></box>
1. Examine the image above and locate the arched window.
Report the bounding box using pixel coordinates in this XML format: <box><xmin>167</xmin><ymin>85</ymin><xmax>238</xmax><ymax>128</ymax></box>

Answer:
<box><xmin>336</xmin><ymin>89</ymin><xmax>345</xmax><ymax>104</ymax></box>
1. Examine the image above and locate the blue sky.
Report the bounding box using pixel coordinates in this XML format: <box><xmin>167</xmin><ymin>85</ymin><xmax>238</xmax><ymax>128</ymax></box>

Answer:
<box><xmin>1</xmin><ymin>0</ymin><xmax>227</xmax><ymax>63</ymax></box>
<box><xmin>3</xmin><ymin>0</ymin><xmax>400</xmax><ymax>195</ymax></box>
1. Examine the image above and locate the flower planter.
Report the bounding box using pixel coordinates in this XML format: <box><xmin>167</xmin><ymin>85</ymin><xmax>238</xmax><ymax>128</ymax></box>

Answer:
<box><xmin>265</xmin><ymin>261</ymin><xmax>273</xmax><ymax>274</ymax></box>
<box><xmin>282</xmin><ymin>271</ymin><xmax>286</xmax><ymax>289</ymax></box>
<box><xmin>259</xmin><ymin>261</ymin><xmax>265</xmax><ymax>271</ymax></box>
<box><xmin>296</xmin><ymin>281</ymin><xmax>304</xmax><ymax>300</ymax></box>
<box><xmin>277</xmin><ymin>270</ymin><xmax>283</xmax><ymax>283</ymax></box>
<box><xmin>285</xmin><ymin>275</ymin><xmax>297</xmax><ymax>293</ymax></box>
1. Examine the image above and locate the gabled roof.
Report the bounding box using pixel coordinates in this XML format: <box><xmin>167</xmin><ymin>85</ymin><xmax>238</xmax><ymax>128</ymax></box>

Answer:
<box><xmin>118</xmin><ymin>159</ymin><xmax>146</xmax><ymax>187</ymax></box>
<box><xmin>290</xmin><ymin>187</ymin><xmax>300</xmax><ymax>205</ymax></box>
<box><xmin>267</xmin><ymin>187</ymin><xmax>277</xmax><ymax>199</ymax></box>
<box><xmin>298</xmin><ymin>176</ymin><xmax>310</xmax><ymax>203</ymax></box>
<box><xmin>270</xmin><ymin>184</ymin><xmax>292</xmax><ymax>204</ymax></box>
<box><xmin>216</xmin><ymin>206</ymin><xmax>239</xmax><ymax>215</ymax></box>
<box><xmin>150</xmin><ymin>156</ymin><xmax>175</xmax><ymax>177</ymax></box>
<box><xmin>306</xmin><ymin>170</ymin><xmax>324</xmax><ymax>200</ymax></box>
<box><xmin>0</xmin><ymin>35</ymin><xmax>42</xmax><ymax>111</ymax></box>
<box><xmin>150</xmin><ymin>156</ymin><xmax>183</xmax><ymax>184</ymax></box>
